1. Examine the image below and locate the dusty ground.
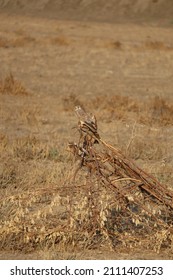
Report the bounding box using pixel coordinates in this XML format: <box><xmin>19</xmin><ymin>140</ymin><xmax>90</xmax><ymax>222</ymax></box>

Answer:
<box><xmin>0</xmin><ymin>2</ymin><xmax>173</xmax><ymax>259</ymax></box>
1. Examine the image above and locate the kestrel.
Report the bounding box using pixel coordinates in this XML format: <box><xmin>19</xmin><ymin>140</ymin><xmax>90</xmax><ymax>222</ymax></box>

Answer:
<box><xmin>75</xmin><ymin>106</ymin><xmax>100</xmax><ymax>139</ymax></box>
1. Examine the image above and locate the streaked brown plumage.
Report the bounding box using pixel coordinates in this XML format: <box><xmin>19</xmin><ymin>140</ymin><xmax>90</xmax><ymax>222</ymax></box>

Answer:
<box><xmin>75</xmin><ymin>106</ymin><xmax>100</xmax><ymax>140</ymax></box>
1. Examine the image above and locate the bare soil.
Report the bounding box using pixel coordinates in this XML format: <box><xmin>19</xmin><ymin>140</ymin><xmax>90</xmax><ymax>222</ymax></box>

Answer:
<box><xmin>0</xmin><ymin>1</ymin><xmax>173</xmax><ymax>259</ymax></box>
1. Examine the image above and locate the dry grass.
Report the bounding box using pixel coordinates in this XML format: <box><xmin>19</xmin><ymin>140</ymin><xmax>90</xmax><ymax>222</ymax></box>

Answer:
<box><xmin>0</xmin><ymin>133</ymin><xmax>67</xmax><ymax>251</ymax></box>
<box><xmin>0</xmin><ymin>35</ymin><xmax>35</xmax><ymax>48</ymax></box>
<box><xmin>1</xmin><ymin>10</ymin><xmax>173</xmax><ymax>259</ymax></box>
<box><xmin>50</xmin><ymin>36</ymin><xmax>70</xmax><ymax>46</ymax></box>
<box><xmin>0</xmin><ymin>77</ymin><xmax>173</xmax><ymax>258</ymax></box>
<box><xmin>144</xmin><ymin>41</ymin><xmax>173</xmax><ymax>51</ymax></box>
<box><xmin>147</xmin><ymin>96</ymin><xmax>173</xmax><ymax>126</ymax></box>
<box><xmin>101</xmin><ymin>40</ymin><xmax>122</xmax><ymax>50</ymax></box>
<box><xmin>0</xmin><ymin>73</ymin><xmax>29</xmax><ymax>95</ymax></box>
<box><xmin>0</xmin><ymin>103</ymin><xmax>172</xmax><ymax>256</ymax></box>
<box><xmin>62</xmin><ymin>93</ymin><xmax>173</xmax><ymax>126</ymax></box>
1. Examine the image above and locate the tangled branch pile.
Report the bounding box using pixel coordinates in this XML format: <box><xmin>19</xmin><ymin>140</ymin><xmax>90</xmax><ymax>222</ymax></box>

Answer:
<box><xmin>0</xmin><ymin>106</ymin><xmax>172</xmax><ymax>254</ymax></box>
<box><xmin>67</xmin><ymin>106</ymin><xmax>173</xmax><ymax>252</ymax></box>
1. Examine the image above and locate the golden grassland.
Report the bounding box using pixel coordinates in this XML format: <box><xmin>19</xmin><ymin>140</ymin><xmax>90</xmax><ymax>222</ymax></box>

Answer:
<box><xmin>0</xmin><ymin>74</ymin><xmax>173</xmax><ymax>259</ymax></box>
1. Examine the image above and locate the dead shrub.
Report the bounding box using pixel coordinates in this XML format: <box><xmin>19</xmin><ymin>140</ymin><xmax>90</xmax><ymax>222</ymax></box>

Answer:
<box><xmin>50</xmin><ymin>36</ymin><xmax>69</xmax><ymax>46</ymax></box>
<box><xmin>0</xmin><ymin>73</ymin><xmax>29</xmax><ymax>96</ymax></box>
<box><xmin>103</xmin><ymin>40</ymin><xmax>122</xmax><ymax>50</ymax></box>
<box><xmin>0</xmin><ymin>37</ymin><xmax>9</xmax><ymax>48</ymax></box>
<box><xmin>65</xmin><ymin>106</ymin><xmax>173</xmax><ymax>252</ymax></box>
<box><xmin>0</xmin><ymin>35</ymin><xmax>35</xmax><ymax>48</ymax></box>
<box><xmin>0</xmin><ymin>101</ymin><xmax>172</xmax><ymax>256</ymax></box>
<box><xmin>0</xmin><ymin>161</ymin><xmax>17</xmax><ymax>189</ymax></box>
<box><xmin>150</xmin><ymin>96</ymin><xmax>173</xmax><ymax>126</ymax></box>
<box><xmin>145</xmin><ymin>41</ymin><xmax>173</xmax><ymax>51</ymax></box>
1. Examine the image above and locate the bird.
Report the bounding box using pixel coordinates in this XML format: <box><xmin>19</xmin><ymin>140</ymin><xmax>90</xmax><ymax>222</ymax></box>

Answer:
<box><xmin>75</xmin><ymin>106</ymin><xmax>100</xmax><ymax>140</ymax></box>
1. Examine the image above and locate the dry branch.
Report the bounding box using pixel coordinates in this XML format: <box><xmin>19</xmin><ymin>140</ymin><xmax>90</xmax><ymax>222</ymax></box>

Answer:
<box><xmin>67</xmin><ymin>106</ymin><xmax>173</xmax><ymax>250</ymax></box>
